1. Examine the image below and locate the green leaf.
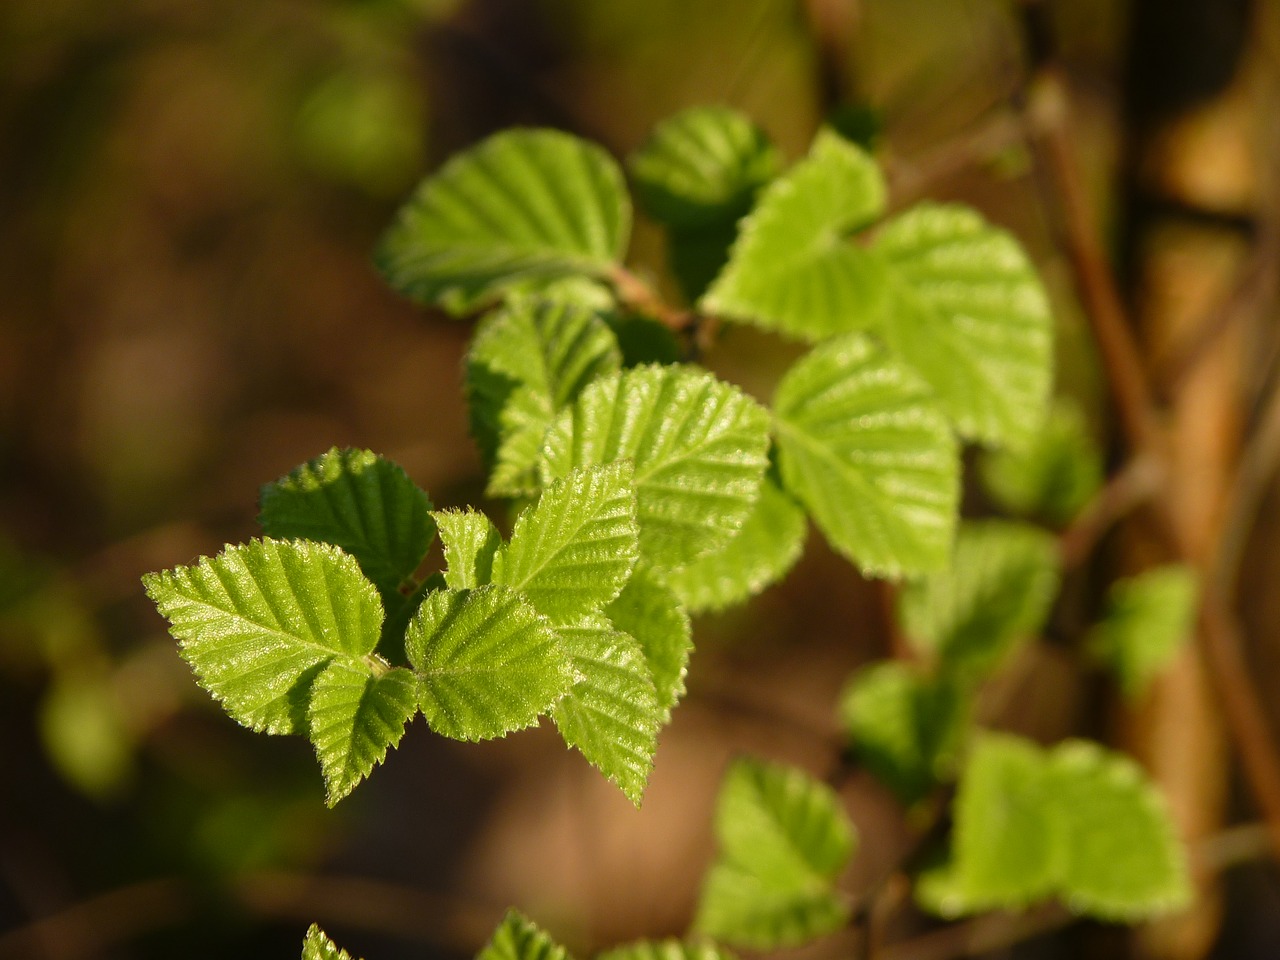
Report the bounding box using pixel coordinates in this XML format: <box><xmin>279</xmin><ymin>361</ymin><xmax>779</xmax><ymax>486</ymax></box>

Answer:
<box><xmin>918</xmin><ymin>733</ymin><xmax>1061</xmax><ymax>917</ymax></box>
<box><xmin>978</xmin><ymin>398</ymin><xmax>1103</xmax><ymax>524</ymax></box>
<box><xmin>918</xmin><ymin>733</ymin><xmax>1191</xmax><ymax>921</ymax></box>
<box><xmin>873</xmin><ymin>203</ymin><xmax>1054</xmax><ymax>447</ymax></box>
<box><xmin>668</xmin><ymin>220</ymin><xmax>741</xmax><ymax>303</ymax></box>
<box><xmin>259</xmin><ymin>447</ymin><xmax>435</xmax><ymax>603</ymax></box>
<box><xmin>405</xmin><ymin>585</ymin><xmax>571</xmax><ymax>741</ymax></box>
<box><xmin>478</xmin><ymin>910</ymin><xmax>571</xmax><ymax>960</ymax></box>
<box><xmin>551</xmin><ymin>617</ymin><xmax>661</xmax><ymax>806</ymax></box>
<box><xmin>1048</xmin><ymin>740</ymin><xmax>1191</xmax><ymax>919</ymax></box>
<box><xmin>702</xmin><ymin>130</ymin><xmax>888</xmax><ymax>340</ymax></box>
<box><xmin>308</xmin><ymin>662</ymin><xmax>418</xmax><ymax>805</ymax></box>
<box><xmin>377</xmin><ymin>128</ymin><xmax>631</xmax><ymax>314</ymax></box>
<box><xmin>899</xmin><ymin>520</ymin><xmax>1061</xmax><ymax>678</ymax></box>
<box><xmin>433</xmin><ymin>509</ymin><xmax>502</xmax><ymax>589</ymax></box>
<box><xmin>541</xmin><ymin>365</ymin><xmax>772</xmax><ymax>569</ymax></box>
<box><xmin>839</xmin><ymin>662</ymin><xmax>965</xmax><ymax>804</ymax></box>
<box><xmin>606</xmin><ymin>312</ymin><xmax>684</xmax><ymax>367</ymax></box>
<box><xmin>1087</xmin><ymin>565</ymin><xmax>1199</xmax><ymax>700</ymax></box>
<box><xmin>494</xmin><ymin>463</ymin><xmax>638</xmax><ymax>624</ymax></box>
<box><xmin>598</xmin><ymin>940</ymin><xmax>736</xmax><ymax>960</ymax></box>
<box><xmin>667</xmin><ymin>476</ymin><xmax>807</xmax><ymax>614</ymax></box>
<box><xmin>302</xmin><ymin>924</ymin><xmax>362</xmax><ymax>960</ymax></box>
<box><xmin>467</xmin><ymin>298</ymin><xmax>623</xmax><ymax>498</ymax></box>
<box><xmin>629</xmin><ymin>105</ymin><xmax>780</xmax><ymax>229</ymax></box>
<box><xmin>143</xmin><ymin>539</ymin><xmax>383</xmax><ymax>736</ymax></box>
<box><xmin>605</xmin><ymin>566</ymin><xmax>692</xmax><ymax>723</ymax></box>
<box><xmin>694</xmin><ymin>757</ymin><xmax>855</xmax><ymax>949</ymax></box>
<box><xmin>773</xmin><ymin>334</ymin><xmax>959</xmax><ymax>578</ymax></box>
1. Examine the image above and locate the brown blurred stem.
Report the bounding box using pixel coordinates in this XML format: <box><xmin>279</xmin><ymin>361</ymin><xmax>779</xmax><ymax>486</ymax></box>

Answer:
<box><xmin>1016</xmin><ymin>0</ymin><xmax>1280</xmax><ymax>861</ymax></box>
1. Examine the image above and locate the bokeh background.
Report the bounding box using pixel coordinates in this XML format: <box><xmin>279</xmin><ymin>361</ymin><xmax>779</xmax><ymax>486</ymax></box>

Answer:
<box><xmin>2</xmin><ymin>1</ymin><xmax>1278</xmax><ymax>958</ymax></box>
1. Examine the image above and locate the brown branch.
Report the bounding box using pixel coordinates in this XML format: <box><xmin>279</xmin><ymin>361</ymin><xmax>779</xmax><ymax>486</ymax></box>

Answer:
<box><xmin>879</xmin><ymin>903</ymin><xmax>1072</xmax><ymax>960</ymax></box>
<box><xmin>1057</xmin><ymin>453</ymin><xmax>1163</xmax><ymax>568</ymax></box>
<box><xmin>1015</xmin><ymin>0</ymin><xmax>1280</xmax><ymax>863</ymax></box>
<box><xmin>886</xmin><ymin>107</ymin><xmax>1029</xmax><ymax>209</ymax></box>
<box><xmin>606</xmin><ymin>264</ymin><xmax>695</xmax><ymax>333</ymax></box>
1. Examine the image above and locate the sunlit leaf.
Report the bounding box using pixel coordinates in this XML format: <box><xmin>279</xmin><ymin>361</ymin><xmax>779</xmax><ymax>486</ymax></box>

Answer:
<box><xmin>378</xmin><ymin>128</ymin><xmax>630</xmax><ymax>314</ymax></box>
<box><xmin>668</xmin><ymin>476</ymin><xmax>806</xmax><ymax>614</ymax></box>
<box><xmin>308</xmin><ymin>662</ymin><xmax>418</xmax><ymax>805</ymax></box>
<box><xmin>478</xmin><ymin>910</ymin><xmax>571</xmax><ymax>960</ymax></box>
<box><xmin>541</xmin><ymin>365</ymin><xmax>771</xmax><ymax>569</ymax></box>
<box><xmin>773</xmin><ymin>334</ymin><xmax>959</xmax><ymax>577</ymax></box>
<box><xmin>599</xmin><ymin>940</ymin><xmax>736</xmax><ymax>960</ymax></box>
<box><xmin>433</xmin><ymin>509</ymin><xmax>502</xmax><ymax>589</ymax></box>
<box><xmin>494</xmin><ymin>463</ymin><xmax>638</xmax><ymax>624</ymax></box>
<box><xmin>302</xmin><ymin>924</ymin><xmax>362</xmax><ymax>960</ymax></box>
<box><xmin>143</xmin><ymin>539</ymin><xmax>383</xmax><ymax>735</ymax></box>
<box><xmin>873</xmin><ymin>203</ymin><xmax>1053</xmax><ymax>447</ymax></box>
<box><xmin>605</xmin><ymin>566</ymin><xmax>691</xmax><ymax>723</ymax></box>
<box><xmin>702</xmin><ymin>130</ymin><xmax>888</xmax><ymax>340</ymax></box>
<box><xmin>405</xmin><ymin>585</ymin><xmax>571</xmax><ymax>740</ymax></box>
<box><xmin>551</xmin><ymin>617</ymin><xmax>661</xmax><ymax>805</ymax></box>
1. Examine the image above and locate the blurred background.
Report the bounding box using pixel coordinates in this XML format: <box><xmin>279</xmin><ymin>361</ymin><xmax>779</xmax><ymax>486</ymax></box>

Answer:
<box><xmin>2</xmin><ymin>1</ymin><xmax>1278</xmax><ymax>958</ymax></box>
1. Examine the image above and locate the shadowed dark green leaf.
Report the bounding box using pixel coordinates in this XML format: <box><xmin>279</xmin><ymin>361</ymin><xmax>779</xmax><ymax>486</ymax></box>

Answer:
<box><xmin>259</xmin><ymin>447</ymin><xmax>435</xmax><ymax>604</ymax></box>
<box><xmin>899</xmin><ymin>520</ymin><xmax>1061</xmax><ymax>678</ymax></box>
<box><xmin>606</xmin><ymin>566</ymin><xmax>691</xmax><ymax>722</ymax></box>
<box><xmin>467</xmin><ymin>298</ymin><xmax>622</xmax><ymax>498</ymax></box>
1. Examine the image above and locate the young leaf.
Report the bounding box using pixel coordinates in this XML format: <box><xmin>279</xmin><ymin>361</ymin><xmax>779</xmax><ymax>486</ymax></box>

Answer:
<box><xmin>540</xmin><ymin>365</ymin><xmax>772</xmax><ymax>569</ymax></box>
<box><xmin>667</xmin><ymin>476</ymin><xmax>807</xmax><ymax>614</ymax></box>
<box><xmin>919</xmin><ymin>733</ymin><xmax>1061</xmax><ymax>916</ymax></box>
<box><xmin>772</xmin><ymin>334</ymin><xmax>959</xmax><ymax>577</ymax></box>
<box><xmin>1048</xmin><ymin>740</ymin><xmax>1191</xmax><ymax>919</ymax></box>
<box><xmin>478</xmin><ymin>910</ymin><xmax>571</xmax><ymax>960</ymax></box>
<box><xmin>302</xmin><ymin>924</ymin><xmax>362</xmax><ymax>960</ymax></box>
<box><xmin>307</xmin><ymin>662</ymin><xmax>418</xmax><ymax>805</ymax></box>
<box><xmin>629</xmin><ymin>105</ymin><xmax>780</xmax><ymax>229</ymax></box>
<box><xmin>978</xmin><ymin>399</ymin><xmax>1102</xmax><ymax>524</ymax></box>
<box><xmin>839</xmin><ymin>661</ymin><xmax>965</xmax><ymax>804</ymax></box>
<box><xmin>259</xmin><ymin>447</ymin><xmax>435</xmax><ymax>604</ymax></box>
<box><xmin>551</xmin><ymin>617</ymin><xmax>662</xmax><ymax>806</ymax></box>
<box><xmin>598</xmin><ymin>940</ymin><xmax>736</xmax><ymax>960</ymax></box>
<box><xmin>694</xmin><ymin>757</ymin><xmax>855</xmax><ymax>948</ymax></box>
<box><xmin>918</xmin><ymin>733</ymin><xmax>1191</xmax><ymax>921</ymax></box>
<box><xmin>702</xmin><ymin>130</ymin><xmax>888</xmax><ymax>340</ymax></box>
<box><xmin>1087</xmin><ymin>565</ymin><xmax>1199</xmax><ymax>700</ymax></box>
<box><xmin>143</xmin><ymin>539</ymin><xmax>383</xmax><ymax>736</ymax></box>
<box><xmin>377</xmin><ymin>128</ymin><xmax>630</xmax><ymax>314</ymax></box>
<box><xmin>898</xmin><ymin>520</ymin><xmax>1061</xmax><ymax>678</ymax></box>
<box><xmin>493</xmin><ymin>463</ymin><xmax>639</xmax><ymax>624</ymax></box>
<box><xmin>433</xmin><ymin>509</ymin><xmax>502</xmax><ymax>589</ymax></box>
<box><xmin>605</xmin><ymin>566</ymin><xmax>692</xmax><ymax>722</ymax></box>
<box><xmin>873</xmin><ymin>203</ymin><xmax>1054</xmax><ymax>447</ymax></box>
<box><xmin>467</xmin><ymin>298</ymin><xmax>623</xmax><ymax>497</ymax></box>
<box><xmin>405</xmin><ymin>585</ymin><xmax>571</xmax><ymax>741</ymax></box>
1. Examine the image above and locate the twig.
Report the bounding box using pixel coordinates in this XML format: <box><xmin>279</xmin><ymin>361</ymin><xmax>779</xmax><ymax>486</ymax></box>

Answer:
<box><xmin>886</xmin><ymin>107</ymin><xmax>1029</xmax><ymax>209</ymax></box>
<box><xmin>606</xmin><ymin>264</ymin><xmax>696</xmax><ymax>334</ymax></box>
<box><xmin>1016</xmin><ymin>0</ymin><xmax>1280</xmax><ymax>862</ymax></box>
<box><xmin>1057</xmin><ymin>453</ymin><xmax>1163</xmax><ymax>568</ymax></box>
<box><xmin>879</xmin><ymin>903</ymin><xmax>1072</xmax><ymax>960</ymax></box>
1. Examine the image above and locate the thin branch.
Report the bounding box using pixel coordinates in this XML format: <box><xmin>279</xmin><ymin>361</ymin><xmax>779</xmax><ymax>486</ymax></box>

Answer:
<box><xmin>1057</xmin><ymin>453</ymin><xmax>1163</xmax><ymax>568</ymax></box>
<box><xmin>606</xmin><ymin>264</ymin><xmax>696</xmax><ymax>333</ymax></box>
<box><xmin>886</xmin><ymin>107</ymin><xmax>1029</xmax><ymax>209</ymax></box>
<box><xmin>879</xmin><ymin>903</ymin><xmax>1072</xmax><ymax>960</ymax></box>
